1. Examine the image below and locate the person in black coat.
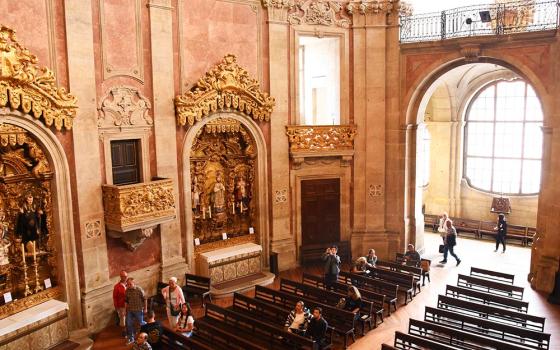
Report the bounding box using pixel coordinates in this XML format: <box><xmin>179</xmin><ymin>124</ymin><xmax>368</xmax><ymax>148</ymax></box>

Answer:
<box><xmin>494</xmin><ymin>213</ymin><xmax>508</xmax><ymax>253</ymax></box>
<box><xmin>440</xmin><ymin>220</ymin><xmax>461</xmax><ymax>266</ymax></box>
<box><xmin>322</xmin><ymin>245</ymin><xmax>341</xmax><ymax>290</ymax></box>
<box><xmin>307</xmin><ymin>307</ymin><xmax>329</xmax><ymax>350</ymax></box>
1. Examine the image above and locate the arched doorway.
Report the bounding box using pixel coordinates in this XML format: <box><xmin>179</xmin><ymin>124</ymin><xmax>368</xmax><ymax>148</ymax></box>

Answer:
<box><xmin>403</xmin><ymin>56</ymin><xmax>550</xmax><ymax>286</ymax></box>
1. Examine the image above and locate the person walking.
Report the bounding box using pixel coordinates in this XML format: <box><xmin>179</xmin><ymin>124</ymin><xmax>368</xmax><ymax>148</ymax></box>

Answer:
<box><xmin>322</xmin><ymin>245</ymin><xmax>341</xmax><ymax>290</ymax></box>
<box><xmin>440</xmin><ymin>220</ymin><xmax>461</xmax><ymax>266</ymax></box>
<box><xmin>494</xmin><ymin>213</ymin><xmax>507</xmax><ymax>253</ymax></box>
<box><xmin>161</xmin><ymin>277</ymin><xmax>185</xmax><ymax>328</ymax></box>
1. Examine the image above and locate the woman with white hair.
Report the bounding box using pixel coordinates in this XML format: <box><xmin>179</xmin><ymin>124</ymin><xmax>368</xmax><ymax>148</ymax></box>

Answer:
<box><xmin>161</xmin><ymin>277</ymin><xmax>185</xmax><ymax>328</ymax></box>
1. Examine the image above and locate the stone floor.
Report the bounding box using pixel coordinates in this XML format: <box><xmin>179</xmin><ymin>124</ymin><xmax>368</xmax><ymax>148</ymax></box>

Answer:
<box><xmin>91</xmin><ymin>232</ymin><xmax>560</xmax><ymax>349</ymax></box>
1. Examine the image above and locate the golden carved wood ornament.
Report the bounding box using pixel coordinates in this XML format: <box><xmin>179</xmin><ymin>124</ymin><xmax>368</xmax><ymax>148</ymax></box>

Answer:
<box><xmin>175</xmin><ymin>54</ymin><xmax>275</xmax><ymax>126</ymax></box>
<box><xmin>0</xmin><ymin>25</ymin><xmax>77</xmax><ymax>131</ymax></box>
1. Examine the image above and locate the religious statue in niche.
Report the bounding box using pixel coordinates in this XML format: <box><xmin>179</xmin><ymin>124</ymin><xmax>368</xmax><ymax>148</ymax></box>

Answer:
<box><xmin>190</xmin><ymin>118</ymin><xmax>257</xmax><ymax>245</ymax></box>
<box><xmin>0</xmin><ymin>124</ymin><xmax>57</xmax><ymax>303</ymax></box>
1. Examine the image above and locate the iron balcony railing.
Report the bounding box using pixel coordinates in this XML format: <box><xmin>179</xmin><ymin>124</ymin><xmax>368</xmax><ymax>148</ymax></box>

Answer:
<box><xmin>400</xmin><ymin>0</ymin><xmax>559</xmax><ymax>43</ymax></box>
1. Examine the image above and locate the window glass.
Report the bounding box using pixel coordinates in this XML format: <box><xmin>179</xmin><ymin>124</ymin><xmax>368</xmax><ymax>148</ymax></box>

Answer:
<box><xmin>464</xmin><ymin>80</ymin><xmax>543</xmax><ymax>194</ymax></box>
<box><xmin>298</xmin><ymin>36</ymin><xmax>340</xmax><ymax>125</ymax></box>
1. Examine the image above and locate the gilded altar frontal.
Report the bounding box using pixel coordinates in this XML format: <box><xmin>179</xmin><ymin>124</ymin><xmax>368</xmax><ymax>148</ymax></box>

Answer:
<box><xmin>0</xmin><ymin>0</ymin><xmax>560</xmax><ymax>348</ymax></box>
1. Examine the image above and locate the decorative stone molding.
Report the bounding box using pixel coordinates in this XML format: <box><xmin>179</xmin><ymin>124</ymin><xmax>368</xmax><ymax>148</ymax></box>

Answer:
<box><xmin>262</xmin><ymin>0</ymin><xmax>292</xmax><ymax>8</ymax></box>
<box><xmin>286</xmin><ymin>125</ymin><xmax>356</xmax><ymax>168</ymax></box>
<box><xmin>368</xmin><ymin>184</ymin><xmax>384</xmax><ymax>197</ymax></box>
<box><xmin>0</xmin><ymin>25</ymin><xmax>77</xmax><ymax>131</ymax></box>
<box><xmin>175</xmin><ymin>54</ymin><xmax>275</xmax><ymax>126</ymax></box>
<box><xmin>460</xmin><ymin>44</ymin><xmax>482</xmax><ymax>62</ymax></box>
<box><xmin>274</xmin><ymin>189</ymin><xmax>288</xmax><ymax>204</ymax></box>
<box><xmin>101</xmin><ymin>177</ymin><xmax>176</xmax><ymax>232</ymax></box>
<box><xmin>346</xmin><ymin>0</ymin><xmax>398</xmax><ymax>15</ymax></box>
<box><xmin>107</xmin><ymin>226</ymin><xmax>156</xmax><ymax>251</ymax></box>
<box><xmin>97</xmin><ymin>86</ymin><xmax>153</xmax><ymax>128</ymax></box>
<box><xmin>288</xmin><ymin>0</ymin><xmax>352</xmax><ymax>28</ymax></box>
<box><xmin>85</xmin><ymin>219</ymin><xmax>103</xmax><ymax>240</ymax></box>
<box><xmin>0</xmin><ymin>287</ymin><xmax>62</xmax><ymax>321</ymax></box>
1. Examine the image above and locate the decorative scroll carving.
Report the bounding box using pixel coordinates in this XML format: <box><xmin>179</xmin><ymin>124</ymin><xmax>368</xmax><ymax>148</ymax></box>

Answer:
<box><xmin>190</xmin><ymin>119</ymin><xmax>257</xmax><ymax>246</ymax></box>
<box><xmin>0</xmin><ymin>287</ymin><xmax>61</xmax><ymax>320</ymax></box>
<box><xmin>0</xmin><ymin>25</ymin><xmax>77</xmax><ymax>131</ymax></box>
<box><xmin>286</xmin><ymin>125</ymin><xmax>357</xmax><ymax>152</ymax></box>
<box><xmin>107</xmin><ymin>225</ymin><xmax>156</xmax><ymax>251</ymax></box>
<box><xmin>194</xmin><ymin>234</ymin><xmax>257</xmax><ymax>255</ymax></box>
<box><xmin>262</xmin><ymin>0</ymin><xmax>292</xmax><ymax>8</ymax></box>
<box><xmin>102</xmin><ymin>178</ymin><xmax>176</xmax><ymax>232</ymax></box>
<box><xmin>84</xmin><ymin>219</ymin><xmax>103</xmax><ymax>240</ymax></box>
<box><xmin>274</xmin><ymin>189</ymin><xmax>288</xmax><ymax>204</ymax></box>
<box><xmin>175</xmin><ymin>54</ymin><xmax>275</xmax><ymax>126</ymax></box>
<box><xmin>368</xmin><ymin>184</ymin><xmax>384</xmax><ymax>197</ymax></box>
<box><xmin>288</xmin><ymin>0</ymin><xmax>352</xmax><ymax>28</ymax></box>
<box><xmin>0</xmin><ymin>123</ymin><xmax>57</xmax><ymax>319</ymax></box>
<box><xmin>98</xmin><ymin>86</ymin><xmax>152</xmax><ymax>128</ymax></box>
<box><xmin>346</xmin><ymin>0</ymin><xmax>398</xmax><ymax>15</ymax></box>
<box><xmin>460</xmin><ymin>44</ymin><xmax>481</xmax><ymax>62</ymax></box>
<box><xmin>398</xmin><ymin>1</ymin><xmax>413</xmax><ymax>17</ymax></box>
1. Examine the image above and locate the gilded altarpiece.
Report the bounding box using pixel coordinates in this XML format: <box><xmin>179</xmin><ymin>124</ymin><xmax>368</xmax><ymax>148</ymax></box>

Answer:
<box><xmin>0</xmin><ymin>124</ymin><xmax>60</xmax><ymax>318</ymax></box>
<box><xmin>190</xmin><ymin>118</ymin><xmax>258</xmax><ymax>251</ymax></box>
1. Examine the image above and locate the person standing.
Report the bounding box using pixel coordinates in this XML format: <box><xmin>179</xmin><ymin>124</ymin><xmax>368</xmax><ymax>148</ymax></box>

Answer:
<box><xmin>113</xmin><ymin>270</ymin><xmax>128</xmax><ymax>337</ymax></box>
<box><xmin>125</xmin><ymin>277</ymin><xmax>147</xmax><ymax>345</ymax></box>
<box><xmin>307</xmin><ymin>307</ymin><xmax>329</xmax><ymax>350</ymax></box>
<box><xmin>140</xmin><ymin>310</ymin><xmax>163</xmax><ymax>350</ymax></box>
<box><xmin>437</xmin><ymin>212</ymin><xmax>450</xmax><ymax>242</ymax></box>
<box><xmin>440</xmin><ymin>220</ymin><xmax>461</xmax><ymax>266</ymax></box>
<box><xmin>161</xmin><ymin>277</ymin><xmax>185</xmax><ymax>328</ymax></box>
<box><xmin>494</xmin><ymin>213</ymin><xmax>507</xmax><ymax>253</ymax></box>
<box><xmin>322</xmin><ymin>245</ymin><xmax>341</xmax><ymax>290</ymax></box>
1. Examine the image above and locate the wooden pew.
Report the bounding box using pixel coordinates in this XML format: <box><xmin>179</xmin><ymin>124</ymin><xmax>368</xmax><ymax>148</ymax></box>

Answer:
<box><xmin>339</xmin><ymin>271</ymin><xmax>398</xmax><ymax>314</ymax></box>
<box><xmin>375</xmin><ymin>260</ymin><xmax>422</xmax><ymax>294</ymax></box>
<box><xmin>161</xmin><ymin>326</ymin><xmax>215</xmax><ymax>350</ymax></box>
<box><xmin>508</xmin><ymin>224</ymin><xmax>529</xmax><ymax>245</ymax></box>
<box><xmin>451</xmin><ymin>216</ymin><xmax>481</xmax><ymax>238</ymax></box>
<box><xmin>301</xmin><ymin>273</ymin><xmax>385</xmax><ymax>327</ymax></box>
<box><xmin>281</xmin><ymin>278</ymin><xmax>376</xmax><ymax>335</ymax></box>
<box><xmin>231</xmin><ymin>293</ymin><xmax>330</xmax><ymax>349</ymax></box>
<box><xmin>408</xmin><ymin>319</ymin><xmax>532</xmax><ymax>350</ymax></box>
<box><xmin>478</xmin><ymin>220</ymin><xmax>498</xmax><ymax>240</ymax></box>
<box><xmin>424</xmin><ymin>306</ymin><xmax>551</xmax><ymax>350</ymax></box>
<box><xmin>437</xmin><ymin>294</ymin><xmax>545</xmax><ymax>331</ymax></box>
<box><xmin>394</xmin><ymin>254</ymin><xmax>431</xmax><ymax>285</ymax></box>
<box><xmin>183</xmin><ymin>273</ymin><xmax>212</xmax><ymax>306</ymax></box>
<box><xmin>423</xmin><ymin>214</ymin><xmax>439</xmax><ymax>231</ymax></box>
<box><xmin>393</xmin><ymin>331</ymin><xmax>457</xmax><ymax>350</ymax></box>
<box><xmin>362</xmin><ymin>268</ymin><xmax>415</xmax><ymax>303</ymax></box>
<box><xmin>255</xmin><ymin>285</ymin><xmax>356</xmax><ymax>348</ymax></box>
<box><xmin>446</xmin><ymin>285</ymin><xmax>529</xmax><ymax>312</ymax></box>
<box><xmin>526</xmin><ymin>227</ymin><xmax>536</xmax><ymax>246</ymax></box>
<box><xmin>203</xmin><ymin>303</ymin><xmax>315</xmax><ymax>350</ymax></box>
<box><xmin>470</xmin><ymin>267</ymin><xmax>515</xmax><ymax>285</ymax></box>
<box><xmin>457</xmin><ymin>274</ymin><xmax>524</xmax><ymax>300</ymax></box>
<box><xmin>300</xmin><ymin>241</ymin><xmax>351</xmax><ymax>266</ymax></box>
<box><xmin>194</xmin><ymin>320</ymin><xmax>264</xmax><ymax>350</ymax></box>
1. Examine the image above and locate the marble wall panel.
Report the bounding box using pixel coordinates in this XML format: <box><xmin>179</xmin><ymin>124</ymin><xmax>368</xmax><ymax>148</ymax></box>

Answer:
<box><xmin>179</xmin><ymin>0</ymin><xmax>260</xmax><ymax>91</ymax></box>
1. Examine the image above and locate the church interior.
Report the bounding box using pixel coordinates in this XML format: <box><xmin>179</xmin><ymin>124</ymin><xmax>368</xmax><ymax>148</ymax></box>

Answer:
<box><xmin>1</xmin><ymin>0</ymin><xmax>560</xmax><ymax>349</ymax></box>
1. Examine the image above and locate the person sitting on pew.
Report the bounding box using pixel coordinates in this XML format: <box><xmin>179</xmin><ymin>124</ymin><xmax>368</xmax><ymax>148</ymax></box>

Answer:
<box><xmin>131</xmin><ymin>332</ymin><xmax>152</xmax><ymax>350</ymax></box>
<box><xmin>404</xmin><ymin>244</ymin><xmax>421</xmax><ymax>265</ymax></box>
<box><xmin>175</xmin><ymin>303</ymin><xmax>194</xmax><ymax>338</ymax></box>
<box><xmin>343</xmin><ymin>285</ymin><xmax>363</xmax><ymax>320</ymax></box>
<box><xmin>351</xmin><ymin>257</ymin><xmax>370</xmax><ymax>274</ymax></box>
<box><xmin>307</xmin><ymin>307</ymin><xmax>329</xmax><ymax>350</ymax></box>
<box><xmin>366</xmin><ymin>249</ymin><xmax>377</xmax><ymax>268</ymax></box>
<box><xmin>139</xmin><ymin>310</ymin><xmax>162</xmax><ymax>350</ymax></box>
<box><xmin>284</xmin><ymin>300</ymin><xmax>311</xmax><ymax>335</ymax></box>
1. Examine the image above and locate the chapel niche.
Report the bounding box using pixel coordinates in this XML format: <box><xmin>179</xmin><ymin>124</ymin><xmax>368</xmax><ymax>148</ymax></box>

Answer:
<box><xmin>190</xmin><ymin>117</ymin><xmax>258</xmax><ymax>246</ymax></box>
<box><xmin>0</xmin><ymin>124</ymin><xmax>58</xmax><ymax>308</ymax></box>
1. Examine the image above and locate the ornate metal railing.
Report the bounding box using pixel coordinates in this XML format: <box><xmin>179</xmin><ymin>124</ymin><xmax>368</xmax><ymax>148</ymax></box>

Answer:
<box><xmin>400</xmin><ymin>0</ymin><xmax>559</xmax><ymax>43</ymax></box>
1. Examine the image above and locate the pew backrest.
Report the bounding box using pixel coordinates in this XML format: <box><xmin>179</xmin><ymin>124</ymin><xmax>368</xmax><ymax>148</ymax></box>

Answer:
<box><xmin>457</xmin><ymin>274</ymin><xmax>524</xmax><ymax>299</ymax></box>
<box><xmin>445</xmin><ymin>284</ymin><xmax>528</xmax><ymax>312</ymax></box>
<box><xmin>470</xmin><ymin>267</ymin><xmax>515</xmax><ymax>285</ymax></box>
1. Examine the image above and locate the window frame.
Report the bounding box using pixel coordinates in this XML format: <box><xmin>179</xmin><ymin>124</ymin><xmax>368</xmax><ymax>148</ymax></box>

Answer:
<box><xmin>463</xmin><ymin>79</ymin><xmax>543</xmax><ymax>196</ymax></box>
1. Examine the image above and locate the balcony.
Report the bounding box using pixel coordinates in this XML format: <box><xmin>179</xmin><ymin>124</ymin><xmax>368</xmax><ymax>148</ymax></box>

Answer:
<box><xmin>286</xmin><ymin>125</ymin><xmax>357</xmax><ymax>168</ymax></box>
<box><xmin>102</xmin><ymin>177</ymin><xmax>176</xmax><ymax>232</ymax></box>
<box><xmin>399</xmin><ymin>0</ymin><xmax>559</xmax><ymax>43</ymax></box>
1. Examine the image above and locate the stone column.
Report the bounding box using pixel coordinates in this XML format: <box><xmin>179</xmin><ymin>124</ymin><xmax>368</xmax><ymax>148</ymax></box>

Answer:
<box><xmin>264</xmin><ymin>4</ymin><xmax>294</xmax><ymax>270</ymax></box>
<box><xmin>148</xmin><ymin>0</ymin><xmax>187</xmax><ymax>280</ymax></box>
<box><xmin>64</xmin><ymin>0</ymin><xmax>110</xmax><ymax>330</ymax></box>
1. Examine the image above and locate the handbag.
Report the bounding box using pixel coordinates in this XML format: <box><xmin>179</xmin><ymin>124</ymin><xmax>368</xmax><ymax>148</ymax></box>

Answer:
<box><xmin>169</xmin><ymin>303</ymin><xmax>181</xmax><ymax>316</ymax></box>
<box><xmin>438</xmin><ymin>244</ymin><xmax>445</xmax><ymax>253</ymax></box>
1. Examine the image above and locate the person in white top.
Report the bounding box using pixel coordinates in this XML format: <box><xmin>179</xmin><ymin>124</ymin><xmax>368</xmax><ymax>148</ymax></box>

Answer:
<box><xmin>175</xmin><ymin>303</ymin><xmax>194</xmax><ymax>338</ymax></box>
<box><xmin>437</xmin><ymin>212</ymin><xmax>450</xmax><ymax>242</ymax></box>
<box><xmin>161</xmin><ymin>277</ymin><xmax>186</xmax><ymax>328</ymax></box>
<box><xmin>284</xmin><ymin>301</ymin><xmax>311</xmax><ymax>335</ymax></box>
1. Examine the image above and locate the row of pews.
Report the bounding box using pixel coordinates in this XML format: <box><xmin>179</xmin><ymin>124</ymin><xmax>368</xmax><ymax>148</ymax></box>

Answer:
<box><xmin>382</xmin><ymin>266</ymin><xmax>551</xmax><ymax>350</ymax></box>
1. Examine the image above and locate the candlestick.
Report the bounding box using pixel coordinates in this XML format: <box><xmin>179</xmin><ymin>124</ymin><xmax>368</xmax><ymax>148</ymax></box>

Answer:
<box><xmin>240</xmin><ymin>202</ymin><xmax>245</xmax><ymax>212</ymax></box>
<box><xmin>33</xmin><ymin>242</ymin><xmax>43</xmax><ymax>294</ymax></box>
<box><xmin>232</xmin><ymin>202</ymin><xmax>235</xmax><ymax>215</ymax></box>
<box><xmin>21</xmin><ymin>242</ymin><xmax>25</xmax><ymax>262</ymax></box>
<box><xmin>208</xmin><ymin>206</ymin><xmax>212</xmax><ymax>219</ymax></box>
<box><xmin>21</xmin><ymin>243</ymin><xmax>32</xmax><ymax>296</ymax></box>
<box><xmin>202</xmin><ymin>208</ymin><xmax>206</xmax><ymax>219</ymax></box>
<box><xmin>32</xmin><ymin>241</ymin><xmax>36</xmax><ymax>261</ymax></box>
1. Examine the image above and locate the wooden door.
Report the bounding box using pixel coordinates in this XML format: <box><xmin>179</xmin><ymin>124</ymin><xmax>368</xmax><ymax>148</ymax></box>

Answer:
<box><xmin>301</xmin><ymin>178</ymin><xmax>340</xmax><ymax>246</ymax></box>
<box><xmin>111</xmin><ymin>139</ymin><xmax>140</xmax><ymax>185</ymax></box>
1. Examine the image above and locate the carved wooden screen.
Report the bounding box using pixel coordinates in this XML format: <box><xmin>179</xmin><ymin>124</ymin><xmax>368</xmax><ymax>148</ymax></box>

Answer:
<box><xmin>301</xmin><ymin>178</ymin><xmax>340</xmax><ymax>245</ymax></box>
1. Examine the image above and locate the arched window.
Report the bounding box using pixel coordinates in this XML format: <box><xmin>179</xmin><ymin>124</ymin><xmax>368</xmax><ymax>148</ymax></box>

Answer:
<box><xmin>464</xmin><ymin>80</ymin><xmax>543</xmax><ymax>194</ymax></box>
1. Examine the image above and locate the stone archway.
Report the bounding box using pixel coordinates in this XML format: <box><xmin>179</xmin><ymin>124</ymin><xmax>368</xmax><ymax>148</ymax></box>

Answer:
<box><xmin>402</xmin><ymin>51</ymin><xmax>553</xmax><ymax>290</ymax></box>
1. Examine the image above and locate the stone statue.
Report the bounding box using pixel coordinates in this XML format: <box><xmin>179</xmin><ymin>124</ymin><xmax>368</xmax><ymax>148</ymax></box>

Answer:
<box><xmin>192</xmin><ymin>176</ymin><xmax>201</xmax><ymax>214</ymax></box>
<box><xmin>15</xmin><ymin>193</ymin><xmax>43</xmax><ymax>245</ymax></box>
<box><xmin>0</xmin><ymin>210</ymin><xmax>10</xmax><ymax>266</ymax></box>
<box><xmin>235</xmin><ymin>176</ymin><xmax>249</xmax><ymax>212</ymax></box>
<box><xmin>211</xmin><ymin>173</ymin><xmax>226</xmax><ymax>213</ymax></box>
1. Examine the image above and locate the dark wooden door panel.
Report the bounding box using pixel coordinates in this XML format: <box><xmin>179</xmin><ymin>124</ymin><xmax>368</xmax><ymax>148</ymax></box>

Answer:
<box><xmin>301</xmin><ymin>178</ymin><xmax>340</xmax><ymax>246</ymax></box>
<box><xmin>111</xmin><ymin>140</ymin><xmax>140</xmax><ymax>185</ymax></box>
